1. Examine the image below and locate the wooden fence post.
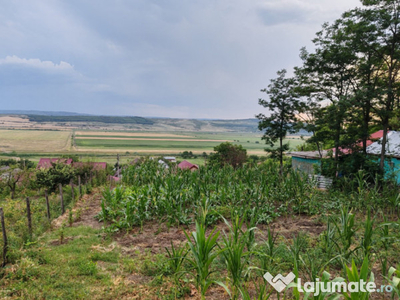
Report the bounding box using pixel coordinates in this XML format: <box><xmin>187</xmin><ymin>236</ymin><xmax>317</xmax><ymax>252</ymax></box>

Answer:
<box><xmin>0</xmin><ymin>207</ymin><xmax>7</xmax><ymax>267</ymax></box>
<box><xmin>78</xmin><ymin>175</ymin><xmax>82</xmax><ymax>198</ymax></box>
<box><xmin>59</xmin><ymin>183</ymin><xmax>65</xmax><ymax>214</ymax></box>
<box><xmin>45</xmin><ymin>189</ymin><xmax>50</xmax><ymax>220</ymax></box>
<box><xmin>70</xmin><ymin>179</ymin><xmax>75</xmax><ymax>201</ymax></box>
<box><xmin>26</xmin><ymin>197</ymin><xmax>32</xmax><ymax>238</ymax></box>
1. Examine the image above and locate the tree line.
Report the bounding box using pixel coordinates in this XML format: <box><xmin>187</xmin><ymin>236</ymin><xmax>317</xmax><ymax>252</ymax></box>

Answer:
<box><xmin>257</xmin><ymin>0</ymin><xmax>400</xmax><ymax>178</ymax></box>
<box><xmin>27</xmin><ymin>115</ymin><xmax>154</xmax><ymax>125</ymax></box>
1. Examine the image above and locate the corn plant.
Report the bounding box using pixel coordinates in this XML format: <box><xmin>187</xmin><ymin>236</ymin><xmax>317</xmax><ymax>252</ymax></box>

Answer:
<box><xmin>288</xmin><ymin>271</ymin><xmax>344</xmax><ymax>300</ymax></box>
<box><xmin>245</xmin><ymin>208</ymin><xmax>258</xmax><ymax>251</ymax></box>
<box><xmin>386</xmin><ymin>266</ymin><xmax>400</xmax><ymax>298</ymax></box>
<box><xmin>288</xmin><ymin>232</ymin><xmax>308</xmax><ymax>300</ymax></box>
<box><xmin>184</xmin><ymin>221</ymin><xmax>228</xmax><ymax>299</ymax></box>
<box><xmin>288</xmin><ymin>232</ymin><xmax>308</xmax><ymax>268</ymax></box>
<box><xmin>220</xmin><ymin>215</ymin><xmax>255</xmax><ymax>299</ymax></box>
<box><xmin>59</xmin><ymin>223</ymin><xmax>65</xmax><ymax>244</ymax></box>
<box><xmin>68</xmin><ymin>210</ymin><xmax>73</xmax><ymax>227</ymax></box>
<box><xmin>165</xmin><ymin>241</ymin><xmax>189</xmax><ymax>283</ymax></box>
<box><xmin>387</xmin><ymin>193</ymin><xmax>400</xmax><ymax>218</ymax></box>
<box><xmin>320</xmin><ymin>219</ymin><xmax>336</xmax><ymax>260</ymax></box>
<box><xmin>342</xmin><ymin>257</ymin><xmax>374</xmax><ymax>300</ymax></box>
<box><xmin>98</xmin><ymin>186</ymin><xmax>125</xmax><ymax>222</ymax></box>
<box><xmin>377</xmin><ymin>217</ymin><xmax>393</xmax><ymax>278</ymax></box>
<box><xmin>239</xmin><ymin>283</ymin><xmax>273</xmax><ymax>300</ymax></box>
<box><xmin>360</xmin><ymin>210</ymin><xmax>374</xmax><ymax>258</ymax></box>
<box><xmin>257</xmin><ymin>227</ymin><xmax>279</xmax><ymax>275</ymax></box>
<box><xmin>378</xmin><ymin>217</ymin><xmax>392</xmax><ymax>251</ymax></box>
<box><xmin>331</xmin><ymin>207</ymin><xmax>357</xmax><ymax>261</ymax></box>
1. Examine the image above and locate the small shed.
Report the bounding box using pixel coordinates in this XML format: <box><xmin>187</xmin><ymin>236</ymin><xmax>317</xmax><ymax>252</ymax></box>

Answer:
<box><xmin>289</xmin><ymin>130</ymin><xmax>386</xmax><ymax>174</ymax></box>
<box><xmin>367</xmin><ymin>131</ymin><xmax>400</xmax><ymax>183</ymax></box>
<box><xmin>178</xmin><ymin>160</ymin><xmax>199</xmax><ymax>171</ymax></box>
<box><xmin>163</xmin><ymin>157</ymin><xmax>176</xmax><ymax>163</ymax></box>
<box><xmin>288</xmin><ymin>151</ymin><xmax>328</xmax><ymax>174</ymax></box>
<box><xmin>288</xmin><ymin>151</ymin><xmax>333</xmax><ymax>189</ymax></box>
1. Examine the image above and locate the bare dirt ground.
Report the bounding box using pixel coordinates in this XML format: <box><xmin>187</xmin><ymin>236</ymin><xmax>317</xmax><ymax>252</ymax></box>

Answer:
<box><xmin>52</xmin><ymin>189</ymin><xmax>325</xmax><ymax>254</ymax></box>
<box><xmin>114</xmin><ymin>214</ymin><xmax>325</xmax><ymax>256</ymax></box>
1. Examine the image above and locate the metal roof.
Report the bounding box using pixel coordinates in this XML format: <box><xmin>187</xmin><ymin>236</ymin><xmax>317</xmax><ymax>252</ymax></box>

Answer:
<box><xmin>288</xmin><ymin>150</ymin><xmax>329</xmax><ymax>159</ymax></box>
<box><xmin>289</xmin><ymin>131</ymin><xmax>386</xmax><ymax>159</ymax></box>
<box><xmin>367</xmin><ymin>131</ymin><xmax>400</xmax><ymax>157</ymax></box>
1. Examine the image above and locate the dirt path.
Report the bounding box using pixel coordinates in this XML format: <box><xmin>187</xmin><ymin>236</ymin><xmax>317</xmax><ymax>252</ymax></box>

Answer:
<box><xmin>52</xmin><ymin>188</ymin><xmax>103</xmax><ymax>229</ymax></box>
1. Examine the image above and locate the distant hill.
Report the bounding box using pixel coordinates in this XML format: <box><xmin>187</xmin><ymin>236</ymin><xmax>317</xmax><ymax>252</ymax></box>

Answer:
<box><xmin>27</xmin><ymin>115</ymin><xmax>154</xmax><ymax>125</ymax></box>
<box><xmin>0</xmin><ymin>110</ymin><xmax>311</xmax><ymax>134</ymax></box>
<box><xmin>0</xmin><ymin>110</ymin><xmax>90</xmax><ymax>116</ymax></box>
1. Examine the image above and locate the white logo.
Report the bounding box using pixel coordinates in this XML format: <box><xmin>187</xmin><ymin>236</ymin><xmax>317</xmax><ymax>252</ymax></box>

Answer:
<box><xmin>263</xmin><ymin>272</ymin><xmax>394</xmax><ymax>296</ymax></box>
<box><xmin>264</xmin><ymin>272</ymin><xmax>296</xmax><ymax>292</ymax></box>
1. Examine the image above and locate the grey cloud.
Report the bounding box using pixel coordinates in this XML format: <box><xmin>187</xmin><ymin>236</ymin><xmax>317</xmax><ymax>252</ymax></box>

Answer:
<box><xmin>0</xmin><ymin>0</ymin><xmax>361</xmax><ymax>118</ymax></box>
<box><xmin>257</xmin><ymin>7</ymin><xmax>310</xmax><ymax>26</ymax></box>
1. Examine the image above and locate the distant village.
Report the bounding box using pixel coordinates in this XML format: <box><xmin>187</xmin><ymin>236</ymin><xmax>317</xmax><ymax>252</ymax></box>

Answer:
<box><xmin>32</xmin><ymin>156</ymin><xmax>200</xmax><ymax>182</ymax></box>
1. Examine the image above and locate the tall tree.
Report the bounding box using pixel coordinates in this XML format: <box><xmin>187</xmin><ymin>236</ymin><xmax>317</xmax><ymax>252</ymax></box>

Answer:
<box><xmin>256</xmin><ymin>69</ymin><xmax>300</xmax><ymax>174</ymax></box>
<box><xmin>208</xmin><ymin>142</ymin><xmax>247</xmax><ymax>169</ymax></box>
<box><xmin>340</xmin><ymin>0</ymin><xmax>400</xmax><ymax>170</ymax></box>
<box><xmin>296</xmin><ymin>19</ymin><xmax>357</xmax><ymax>167</ymax></box>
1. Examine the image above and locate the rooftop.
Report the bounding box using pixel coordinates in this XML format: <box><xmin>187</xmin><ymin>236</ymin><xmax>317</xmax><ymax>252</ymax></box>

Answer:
<box><xmin>37</xmin><ymin>158</ymin><xmax>73</xmax><ymax>169</ymax></box>
<box><xmin>178</xmin><ymin>160</ymin><xmax>199</xmax><ymax>170</ymax></box>
<box><xmin>288</xmin><ymin>150</ymin><xmax>328</xmax><ymax>159</ymax></box>
<box><xmin>367</xmin><ymin>131</ymin><xmax>400</xmax><ymax>157</ymax></box>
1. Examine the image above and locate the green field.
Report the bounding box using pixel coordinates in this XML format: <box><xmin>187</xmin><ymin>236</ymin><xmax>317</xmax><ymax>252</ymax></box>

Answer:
<box><xmin>0</xmin><ymin>128</ymin><xmax>306</xmax><ymax>156</ymax></box>
<box><xmin>74</xmin><ymin>131</ymin><xmax>305</xmax><ymax>155</ymax></box>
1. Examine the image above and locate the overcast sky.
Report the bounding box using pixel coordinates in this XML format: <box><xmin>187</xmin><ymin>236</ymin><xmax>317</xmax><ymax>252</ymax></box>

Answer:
<box><xmin>0</xmin><ymin>0</ymin><xmax>361</xmax><ymax>119</ymax></box>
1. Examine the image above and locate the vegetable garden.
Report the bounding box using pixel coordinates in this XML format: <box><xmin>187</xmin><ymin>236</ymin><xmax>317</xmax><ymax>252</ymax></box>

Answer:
<box><xmin>96</xmin><ymin>159</ymin><xmax>400</xmax><ymax>299</ymax></box>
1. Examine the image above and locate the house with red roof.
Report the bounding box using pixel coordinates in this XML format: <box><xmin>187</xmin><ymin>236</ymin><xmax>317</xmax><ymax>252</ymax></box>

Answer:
<box><xmin>288</xmin><ymin>130</ymin><xmax>386</xmax><ymax>185</ymax></box>
<box><xmin>332</xmin><ymin>130</ymin><xmax>385</xmax><ymax>155</ymax></box>
<box><xmin>37</xmin><ymin>158</ymin><xmax>73</xmax><ymax>169</ymax></box>
<box><xmin>37</xmin><ymin>159</ymin><xmax>107</xmax><ymax>170</ymax></box>
<box><xmin>178</xmin><ymin>160</ymin><xmax>199</xmax><ymax>171</ymax></box>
